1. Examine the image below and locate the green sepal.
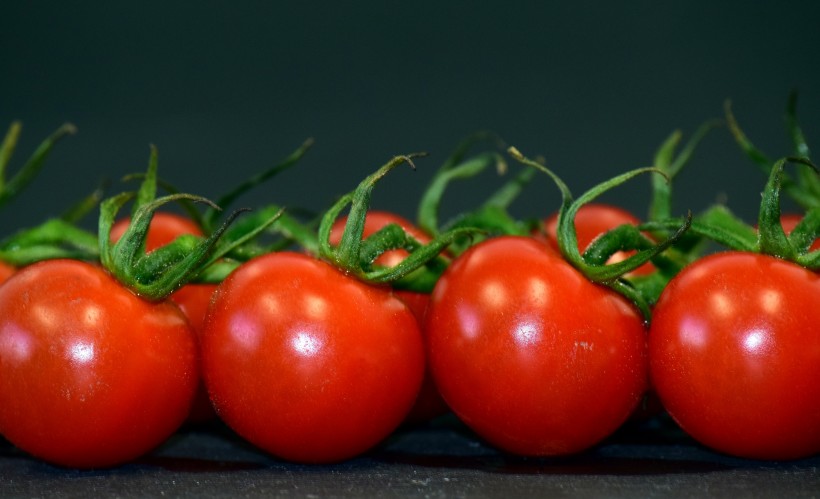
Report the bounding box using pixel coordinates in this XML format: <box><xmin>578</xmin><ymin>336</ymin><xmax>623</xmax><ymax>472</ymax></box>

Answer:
<box><xmin>417</xmin><ymin>152</ymin><xmax>507</xmax><ymax>236</ymax></box>
<box><xmin>726</xmin><ymin>97</ymin><xmax>819</xmax><ymax>209</ymax></box>
<box><xmin>0</xmin><ymin>218</ymin><xmax>99</xmax><ymax>266</ymax></box>
<box><xmin>99</xmin><ymin>192</ymin><xmax>245</xmax><ymax>300</ymax></box>
<box><xmin>319</xmin><ymin>153</ymin><xmax>426</xmax><ymax>274</ymax></box>
<box><xmin>789</xmin><ymin>207</ymin><xmax>820</xmax><ymax>255</ymax></box>
<box><xmin>363</xmin><ymin>225</ymin><xmax>479</xmax><ymax>290</ymax></box>
<box><xmin>649</xmin><ymin>120</ymin><xmax>718</xmax><ymax>225</ymax></box>
<box><xmin>0</xmin><ymin>122</ymin><xmax>77</xmax><ymax>209</ymax></box>
<box><xmin>757</xmin><ymin>156</ymin><xmax>819</xmax><ymax>267</ymax></box>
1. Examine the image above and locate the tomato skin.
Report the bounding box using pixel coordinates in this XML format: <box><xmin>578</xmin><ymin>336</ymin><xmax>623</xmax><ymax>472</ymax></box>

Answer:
<box><xmin>110</xmin><ymin>212</ymin><xmax>203</xmax><ymax>252</ymax></box>
<box><xmin>112</xmin><ymin>212</ymin><xmax>215</xmax><ymax>423</ymax></box>
<box><xmin>649</xmin><ymin>252</ymin><xmax>820</xmax><ymax>460</ymax></box>
<box><xmin>0</xmin><ymin>259</ymin><xmax>198</xmax><ymax>468</ymax></box>
<box><xmin>202</xmin><ymin>251</ymin><xmax>425</xmax><ymax>463</ymax></box>
<box><xmin>543</xmin><ymin>203</ymin><xmax>653</xmax><ymax>275</ymax></box>
<box><xmin>0</xmin><ymin>261</ymin><xmax>14</xmax><ymax>285</ymax></box>
<box><xmin>426</xmin><ymin>236</ymin><xmax>647</xmax><ymax>456</ymax></box>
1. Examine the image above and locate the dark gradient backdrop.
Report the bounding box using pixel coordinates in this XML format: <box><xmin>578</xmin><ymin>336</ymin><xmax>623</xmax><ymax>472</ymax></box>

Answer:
<box><xmin>2</xmin><ymin>2</ymin><xmax>819</xmax><ymax>235</ymax></box>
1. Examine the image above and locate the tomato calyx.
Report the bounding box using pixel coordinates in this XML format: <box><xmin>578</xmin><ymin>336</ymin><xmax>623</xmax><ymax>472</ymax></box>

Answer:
<box><xmin>509</xmin><ymin>146</ymin><xmax>692</xmax><ymax>318</ymax></box>
<box><xmin>317</xmin><ymin>153</ymin><xmax>477</xmax><ymax>291</ymax></box>
<box><xmin>757</xmin><ymin>156</ymin><xmax>819</xmax><ymax>268</ymax></box>
<box><xmin>100</xmin><ymin>147</ymin><xmax>284</xmax><ymax>300</ymax></box>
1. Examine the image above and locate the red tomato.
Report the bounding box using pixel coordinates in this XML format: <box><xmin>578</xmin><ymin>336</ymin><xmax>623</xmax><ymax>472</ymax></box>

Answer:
<box><xmin>649</xmin><ymin>251</ymin><xmax>820</xmax><ymax>460</ymax></box>
<box><xmin>111</xmin><ymin>211</ymin><xmax>215</xmax><ymax>423</ymax></box>
<box><xmin>543</xmin><ymin>203</ymin><xmax>654</xmax><ymax>275</ymax></box>
<box><xmin>779</xmin><ymin>213</ymin><xmax>820</xmax><ymax>251</ymax></box>
<box><xmin>170</xmin><ymin>283</ymin><xmax>219</xmax><ymax>424</ymax></box>
<box><xmin>0</xmin><ymin>259</ymin><xmax>198</xmax><ymax>468</ymax></box>
<box><xmin>201</xmin><ymin>251</ymin><xmax>425</xmax><ymax>463</ymax></box>
<box><xmin>426</xmin><ymin>236</ymin><xmax>648</xmax><ymax>456</ymax></box>
<box><xmin>110</xmin><ymin>212</ymin><xmax>203</xmax><ymax>252</ymax></box>
<box><xmin>0</xmin><ymin>261</ymin><xmax>14</xmax><ymax>285</ymax></box>
<box><xmin>329</xmin><ymin>210</ymin><xmax>450</xmax><ymax>423</ymax></box>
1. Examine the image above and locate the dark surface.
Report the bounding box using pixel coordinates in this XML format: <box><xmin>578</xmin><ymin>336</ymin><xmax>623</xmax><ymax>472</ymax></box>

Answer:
<box><xmin>3</xmin><ymin>416</ymin><xmax>818</xmax><ymax>498</ymax></box>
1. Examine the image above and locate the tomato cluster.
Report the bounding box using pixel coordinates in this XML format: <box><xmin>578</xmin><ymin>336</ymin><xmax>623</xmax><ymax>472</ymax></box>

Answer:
<box><xmin>0</xmin><ymin>98</ymin><xmax>818</xmax><ymax>469</ymax></box>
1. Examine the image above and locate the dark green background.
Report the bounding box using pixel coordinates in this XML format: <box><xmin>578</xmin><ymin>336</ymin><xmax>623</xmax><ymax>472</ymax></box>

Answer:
<box><xmin>2</xmin><ymin>1</ymin><xmax>819</xmax><ymax>234</ymax></box>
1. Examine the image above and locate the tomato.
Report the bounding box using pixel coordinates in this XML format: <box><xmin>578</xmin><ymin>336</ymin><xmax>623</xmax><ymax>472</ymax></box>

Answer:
<box><xmin>425</xmin><ymin>236</ymin><xmax>648</xmax><ymax>456</ymax></box>
<box><xmin>110</xmin><ymin>212</ymin><xmax>203</xmax><ymax>252</ymax></box>
<box><xmin>330</xmin><ymin>210</ymin><xmax>450</xmax><ymax>423</ymax></box>
<box><xmin>543</xmin><ymin>203</ymin><xmax>654</xmax><ymax>275</ymax></box>
<box><xmin>201</xmin><ymin>251</ymin><xmax>425</xmax><ymax>463</ymax></box>
<box><xmin>169</xmin><ymin>283</ymin><xmax>219</xmax><ymax>424</ymax></box>
<box><xmin>649</xmin><ymin>251</ymin><xmax>820</xmax><ymax>460</ymax></box>
<box><xmin>0</xmin><ymin>259</ymin><xmax>198</xmax><ymax>468</ymax></box>
<box><xmin>0</xmin><ymin>261</ymin><xmax>14</xmax><ymax>285</ymax></box>
<box><xmin>111</xmin><ymin>211</ymin><xmax>217</xmax><ymax>423</ymax></box>
<box><xmin>779</xmin><ymin>213</ymin><xmax>820</xmax><ymax>251</ymax></box>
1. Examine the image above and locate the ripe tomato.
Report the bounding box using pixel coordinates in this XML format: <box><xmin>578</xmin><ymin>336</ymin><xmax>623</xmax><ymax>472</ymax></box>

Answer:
<box><xmin>649</xmin><ymin>251</ymin><xmax>820</xmax><ymax>460</ymax></box>
<box><xmin>330</xmin><ymin>210</ymin><xmax>450</xmax><ymax>423</ymax></box>
<box><xmin>0</xmin><ymin>259</ymin><xmax>198</xmax><ymax>468</ymax></box>
<box><xmin>426</xmin><ymin>236</ymin><xmax>647</xmax><ymax>456</ymax></box>
<box><xmin>110</xmin><ymin>212</ymin><xmax>203</xmax><ymax>252</ymax></box>
<box><xmin>543</xmin><ymin>203</ymin><xmax>654</xmax><ymax>275</ymax></box>
<box><xmin>0</xmin><ymin>261</ymin><xmax>14</xmax><ymax>285</ymax></box>
<box><xmin>201</xmin><ymin>251</ymin><xmax>425</xmax><ymax>463</ymax></box>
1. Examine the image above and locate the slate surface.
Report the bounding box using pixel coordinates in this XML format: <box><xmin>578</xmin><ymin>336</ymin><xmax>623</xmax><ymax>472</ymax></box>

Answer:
<box><xmin>2</xmin><ymin>416</ymin><xmax>818</xmax><ymax>498</ymax></box>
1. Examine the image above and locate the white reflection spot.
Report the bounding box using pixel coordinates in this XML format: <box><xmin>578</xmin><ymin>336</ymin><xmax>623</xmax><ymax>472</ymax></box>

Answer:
<box><xmin>743</xmin><ymin>330</ymin><xmax>766</xmax><ymax>353</ymax></box>
<box><xmin>69</xmin><ymin>341</ymin><xmax>95</xmax><ymax>364</ymax></box>
<box><xmin>514</xmin><ymin>323</ymin><xmax>539</xmax><ymax>347</ymax></box>
<box><xmin>292</xmin><ymin>332</ymin><xmax>322</xmax><ymax>357</ymax></box>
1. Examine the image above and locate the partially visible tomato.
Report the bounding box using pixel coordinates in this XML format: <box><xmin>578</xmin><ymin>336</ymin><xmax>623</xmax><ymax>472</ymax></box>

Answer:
<box><xmin>649</xmin><ymin>251</ymin><xmax>820</xmax><ymax>460</ymax></box>
<box><xmin>110</xmin><ymin>212</ymin><xmax>203</xmax><ymax>252</ymax></box>
<box><xmin>170</xmin><ymin>283</ymin><xmax>219</xmax><ymax>424</ymax></box>
<box><xmin>542</xmin><ymin>203</ymin><xmax>654</xmax><ymax>275</ymax></box>
<box><xmin>202</xmin><ymin>251</ymin><xmax>425</xmax><ymax>463</ymax></box>
<box><xmin>0</xmin><ymin>259</ymin><xmax>198</xmax><ymax>468</ymax></box>
<box><xmin>426</xmin><ymin>236</ymin><xmax>647</xmax><ymax>456</ymax></box>
<box><xmin>329</xmin><ymin>210</ymin><xmax>450</xmax><ymax>423</ymax></box>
